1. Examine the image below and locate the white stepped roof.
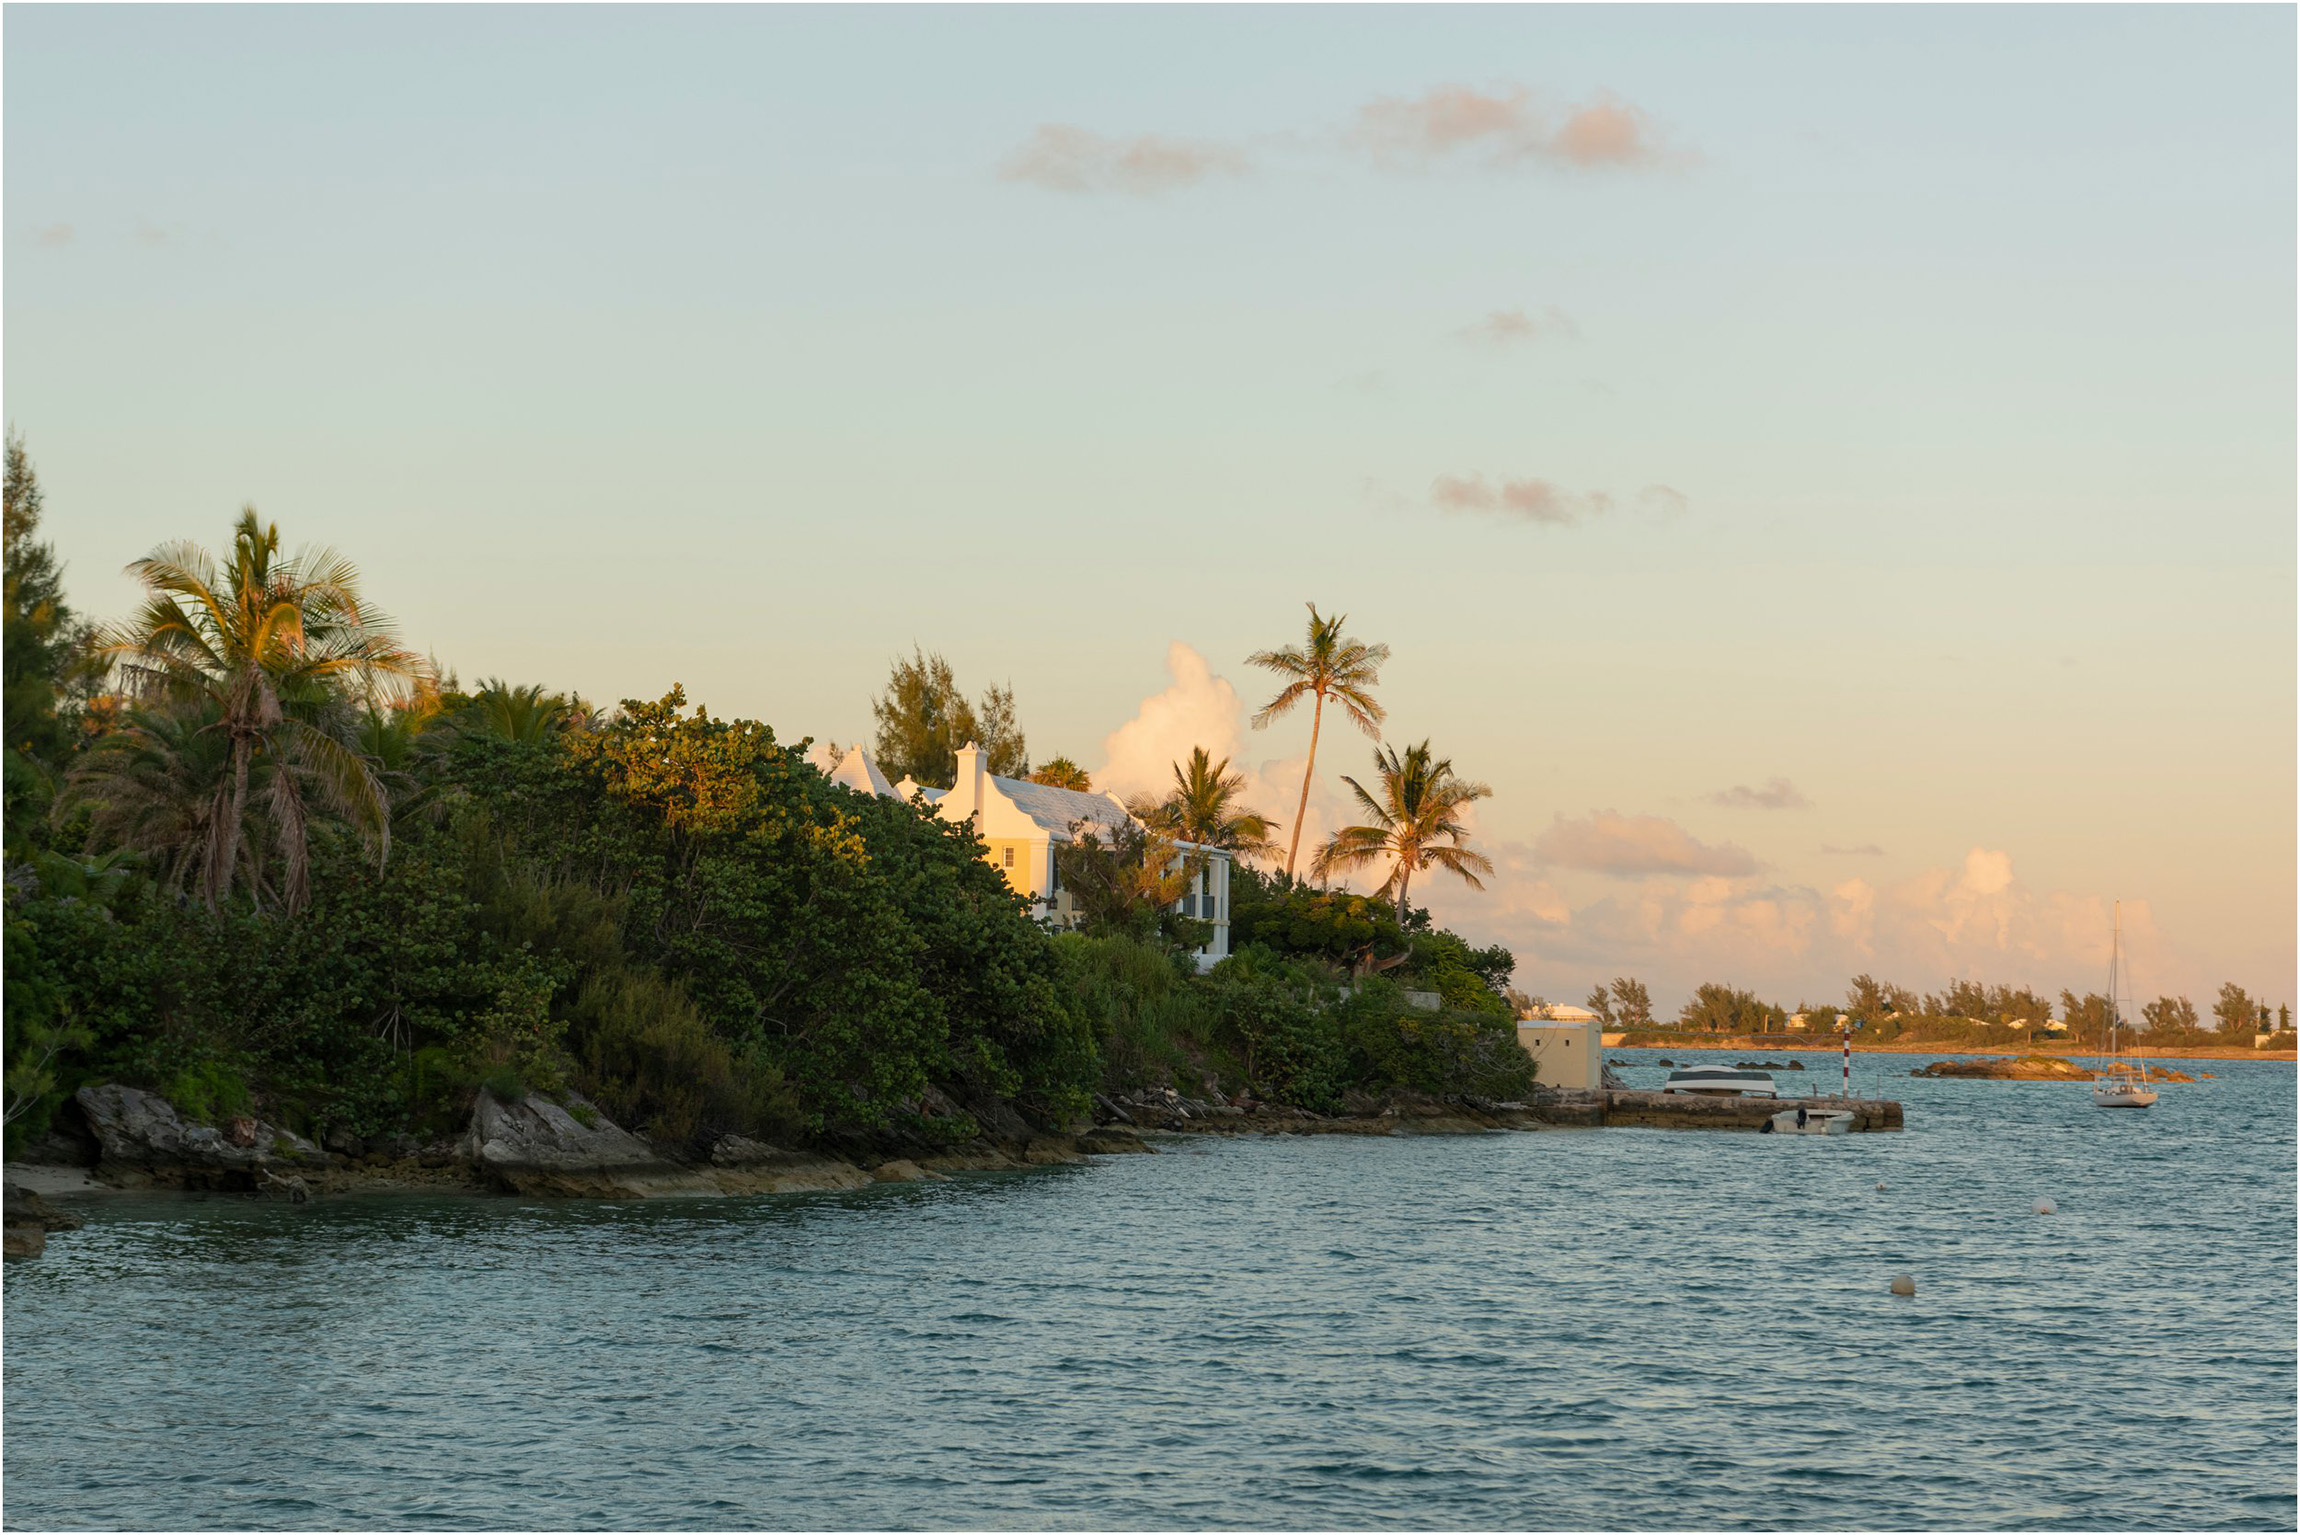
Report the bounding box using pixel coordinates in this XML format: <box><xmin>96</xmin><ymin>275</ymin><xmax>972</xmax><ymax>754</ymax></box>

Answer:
<box><xmin>825</xmin><ymin>745</ymin><xmax>897</xmax><ymax>799</ymax></box>
<box><xmin>994</xmin><ymin>773</ymin><xmax>1133</xmax><ymax>837</ymax></box>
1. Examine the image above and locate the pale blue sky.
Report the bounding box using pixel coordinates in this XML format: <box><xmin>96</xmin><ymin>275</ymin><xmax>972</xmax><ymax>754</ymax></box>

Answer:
<box><xmin>7</xmin><ymin>5</ymin><xmax>2293</xmax><ymax>1008</ymax></box>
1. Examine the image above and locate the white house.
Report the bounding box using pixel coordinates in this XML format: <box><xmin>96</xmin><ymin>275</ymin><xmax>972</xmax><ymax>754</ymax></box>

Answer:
<box><xmin>820</xmin><ymin>742</ymin><xmax>1232</xmax><ymax>971</ymax></box>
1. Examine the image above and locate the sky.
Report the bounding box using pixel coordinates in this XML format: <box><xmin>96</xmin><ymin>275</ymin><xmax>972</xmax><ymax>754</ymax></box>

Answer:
<box><xmin>7</xmin><ymin>5</ymin><xmax>2294</xmax><ymax>1017</ymax></box>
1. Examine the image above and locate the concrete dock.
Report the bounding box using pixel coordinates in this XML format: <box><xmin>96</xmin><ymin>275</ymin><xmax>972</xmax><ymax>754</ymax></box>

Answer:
<box><xmin>1529</xmin><ymin>1089</ymin><xmax>1903</xmax><ymax>1131</ymax></box>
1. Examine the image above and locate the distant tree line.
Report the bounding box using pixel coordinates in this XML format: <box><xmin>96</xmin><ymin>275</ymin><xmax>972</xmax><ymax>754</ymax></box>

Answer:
<box><xmin>1579</xmin><ymin>965</ymin><xmax>2290</xmax><ymax>1045</ymax></box>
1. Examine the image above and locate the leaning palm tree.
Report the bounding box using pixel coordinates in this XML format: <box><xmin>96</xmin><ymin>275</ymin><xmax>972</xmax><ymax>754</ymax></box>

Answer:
<box><xmin>1129</xmin><ymin>746</ymin><xmax>1280</xmax><ymax>861</ymax></box>
<box><xmin>88</xmin><ymin>509</ymin><xmax>422</xmax><ymax>913</ymax></box>
<box><xmin>1312</xmin><ymin>740</ymin><xmax>1493</xmax><ymax>925</ymax></box>
<box><xmin>1247</xmin><ymin>603</ymin><xmax>1388</xmax><ymax>878</ymax></box>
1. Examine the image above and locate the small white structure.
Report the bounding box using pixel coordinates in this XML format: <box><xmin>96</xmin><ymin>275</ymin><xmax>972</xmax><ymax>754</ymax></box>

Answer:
<box><xmin>820</xmin><ymin>743</ymin><xmax>1232</xmax><ymax>971</ymax></box>
<box><xmin>1515</xmin><ymin>1023</ymin><xmax>1599</xmax><ymax>1091</ymax></box>
<box><xmin>1523</xmin><ymin>1003</ymin><xmax>1602</xmax><ymax>1025</ymax></box>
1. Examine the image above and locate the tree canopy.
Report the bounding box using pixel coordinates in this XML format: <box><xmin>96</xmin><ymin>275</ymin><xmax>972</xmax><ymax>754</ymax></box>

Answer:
<box><xmin>868</xmin><ymin>646</ymin><xmax>1026</xmax><ymax>786</ymax></box>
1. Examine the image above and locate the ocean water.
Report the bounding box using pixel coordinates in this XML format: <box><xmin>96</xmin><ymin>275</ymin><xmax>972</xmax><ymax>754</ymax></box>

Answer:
<box><xmin>5</xmin><ymin>1050</ymin><xmax>2294</xmax><ymax>1531</ymax></box>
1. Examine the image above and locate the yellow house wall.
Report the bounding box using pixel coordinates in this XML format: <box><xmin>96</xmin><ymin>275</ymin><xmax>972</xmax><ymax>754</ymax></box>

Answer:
<box><xmin>983</xmin><ymin>838</ymin><xmax>1051</xmax><ymax>900</ymax></box>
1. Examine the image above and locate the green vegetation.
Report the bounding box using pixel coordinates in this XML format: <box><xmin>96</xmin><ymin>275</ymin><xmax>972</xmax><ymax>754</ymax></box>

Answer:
<box><xmin>3</xmin><ymin>449</ymin><xmax>1524</xmax><ymax>1157</ymax></box>
<box><xmin>869</xmin><ymin>646</ymin><xmax>1025</xmax><ymax>785</ymax></box>
<box><xmin>1607</xmin><ymin>967</ymin><xmax>2286</xmax><ymax>1052</ymax></box>
<box><xmin>1313</xmin><ymin>740</ymin><xmax>1493</xmax><ymax>927</ymax></box>
<box><xmin>1027</xmin><ymin>756</ymin><xmax>1093</xmax><ymax>791</ymax></box>
<box><xmin>1676</xmin><ymin>982</ymin><xmax>1787</xmax><ymax>1035</ymax></box>
<box><xmin>1127</xmin><ymin>745</ymin><xmax>1278</xmax><ymax>861</ymax></box>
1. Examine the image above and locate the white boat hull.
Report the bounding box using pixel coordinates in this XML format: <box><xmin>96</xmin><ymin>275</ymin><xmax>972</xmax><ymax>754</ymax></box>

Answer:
<box><xmin>2093</xmin><ymin>1085</ymin><xmax>2158</xmax><ymax>1108</ymax></box>
<box><xmin>1762</xmin><ymin>1108</ymin><xmax>1854</xmax><ymax>1135</ymax></box>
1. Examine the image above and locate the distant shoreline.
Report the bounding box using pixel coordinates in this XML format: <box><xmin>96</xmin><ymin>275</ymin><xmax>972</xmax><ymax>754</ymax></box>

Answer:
<box><xmin>1605</xmin><ymin>1036</ymin><xmax>2294</xmax><ymax>1064</ymax></box>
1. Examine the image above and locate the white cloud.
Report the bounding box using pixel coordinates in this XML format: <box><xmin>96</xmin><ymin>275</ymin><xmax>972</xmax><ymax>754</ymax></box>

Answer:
<box><xmin>1419</xmin><ymin>842</ymin><xmax>2194</xmax><ymax>1020</ymax></box>
<box><xmin>1094</xmin><ymin>643</ymin><xmax>1320</xmax><ymax>863</ymax></box>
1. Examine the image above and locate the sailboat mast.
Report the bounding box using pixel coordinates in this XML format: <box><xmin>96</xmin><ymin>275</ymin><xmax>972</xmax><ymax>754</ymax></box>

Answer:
<box><xmin>2107</xmin><ymin>900</ymin><xmax>2120</xmax><ymax>1059</ymax></box>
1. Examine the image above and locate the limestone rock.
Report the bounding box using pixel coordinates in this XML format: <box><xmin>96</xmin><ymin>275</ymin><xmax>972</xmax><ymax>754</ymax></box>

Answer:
<box><xmin>4</xmin><ymin>1182</ymin><xmax>84</xmax><ymax>1233</ymax></box>
<box><xmin>3</xmin><ymin>1180</ymin><xmax>82</xmax><ymax>1258</ymax></box>
<box><xmin>1075</xmin><ymin>1126</ymin><xmax>1154</xmax><ymax>1156</ymax></box>
<box><xmin>708</xmin><ymin>1134</ymin><xmax>783</xmax><ymax>1167</ymax></box>
<box><xmin>74</xmin><ymin>1084</ymin><xmax>326</xmax><ymax>1189</ymax></box>
<box><xmin>1914</xmin><ymin>1056</ymin><xmax>2095</xmax><ymax>1081</ymax></box>
<box><xmin>1022</xmin><ymin>1137</ymin><xmax>1086</xmax><ymax>1166</ymax></box>
<box><xmin>466</xmin><ymin>1090</ymin><xmax>717</xmax><ymax>1198</ymax></box>
<box><xmin>706</xmin><ymin>1153</ymin><xmax>872</xmax><ymax>1194</ymax></box>
<box><xmin>869</xmin><ymin>1159</ymin><xmax>946</xmax><ymax>1183</ymax></box>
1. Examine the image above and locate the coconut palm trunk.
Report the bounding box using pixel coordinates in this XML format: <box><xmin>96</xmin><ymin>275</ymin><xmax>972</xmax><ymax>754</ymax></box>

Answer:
<box><xmin>1249</xmin><ymin>604</ymin><xmax>1388</xmax><ymax>883</ymax></box>
<box><xmin>209</xmin><ymin>731</ymin><xmax>255</xmax><ymax>908</ymax></box>
<box><xmin>1285</xmin><ymin>692</ymin><xmax>1325</xmax><ymax>877</ymax></box>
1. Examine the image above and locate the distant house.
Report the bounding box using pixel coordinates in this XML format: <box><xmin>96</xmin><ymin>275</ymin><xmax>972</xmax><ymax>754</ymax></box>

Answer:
<box><xmin>819</xmin><ymin>742</ymin><xmax>1232</xmax><ymax>971</ymax></box>
<box><xmin>1521</xmin><ymin>1003</ymin><xmax>1602</xmax><ymax>1025</ymax></box>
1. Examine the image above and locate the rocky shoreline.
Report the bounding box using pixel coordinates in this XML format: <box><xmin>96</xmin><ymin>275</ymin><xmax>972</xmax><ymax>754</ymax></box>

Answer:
<box><xmin>4</xmin><ymin>1079</ymin><xmax>1567</xmax><ymax>1246</ymax></box>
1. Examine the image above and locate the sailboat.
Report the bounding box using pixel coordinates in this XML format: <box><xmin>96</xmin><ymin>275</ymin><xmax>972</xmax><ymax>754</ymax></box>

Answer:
<box><xmin>2093</xmin><ymin>901</ymin><xmax>2158</xmax><ymax>1109</ymax></box>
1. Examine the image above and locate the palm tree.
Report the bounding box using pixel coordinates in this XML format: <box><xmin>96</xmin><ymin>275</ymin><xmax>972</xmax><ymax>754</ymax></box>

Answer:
<box><xmin>1313</xmin><ymin>740</ymin><xmax>1493</xmax><ymax>925</ymax></box>
<box><xmin>1129</xmin><ymin>746</ymin><xmax>1280</xmax><ymax>861</ymax></box>
<box><xmin>88</xmin><ymin>509</ymin><xmax>422</xmax><ymax>913</ymax></box>
<box><xmin>59</xmin><ymin>699</ymin><xmax>269</xmax><ymax>904</ymax></box>
<box><xmin>1028</xmin><ymin>756</ymin><xmax>1093</xmax><ymax>791</ymax></box>
<box><xmin>1247</xmin><ymin>603</ymin><xmax>1388</xmax><ymax>878</ymax></box>
<box><xmin>457</xmin><ymin>678</ymin><xmax>589</xmax><ymax>744</ymax></box>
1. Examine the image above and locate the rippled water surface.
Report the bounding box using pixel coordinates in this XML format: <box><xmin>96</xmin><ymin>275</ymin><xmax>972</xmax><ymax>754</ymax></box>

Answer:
<box><xmin>6</xmin><ymin>1051</ymin><xmax>2295</xmax><ymax>1530</ymax></box>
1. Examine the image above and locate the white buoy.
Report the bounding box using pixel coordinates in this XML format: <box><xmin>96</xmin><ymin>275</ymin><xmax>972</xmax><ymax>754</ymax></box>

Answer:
<box><xmin>2034</xmin><ymin>1198</ymin><xmax>2057</xmax><ymax>1215</ymax></box>
<box><xmin>1889</xmin><ymin>1274</ymin><xmax>1917</xmax><ymax>1297</ymax></box>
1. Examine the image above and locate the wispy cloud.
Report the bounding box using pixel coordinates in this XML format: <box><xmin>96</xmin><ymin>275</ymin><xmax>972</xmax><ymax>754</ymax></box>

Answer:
<box><xmin>34</xmin><ymin>224</ymin><xmax>73</xmax><ymax>248</ymax></box>
<box><xmin>1456</xmin><ymin>306</ymin><xmax>1579</xmax><ymax>346</ymax></box>
<box><xmin>1532</xmin><ymin>810</ymin><xmax>1759</xmax><ymax>879</ymax></box>
<box><xmin>1000</xmin><ymin>81</ymin><xmax>1679</xmax><ymax>195</ymax></box>
<box><xmin>1350</xmin><ymin>85</ymin><xmax>1668</xmax><ymax>172</ymax></box>
<box><xmin>998</xmin><ymin>124</ymin><xmax>1248</xmax><ymax>195</ymax></box>
<box><xmin>1822</xmin><ymin>843</ymin><xmax>1886</xmax><ymax>857</ymax></box>
<box><xmin>1708</xmin><ymin>777</ymin><xmax>1811</xmax><ymax>811</ymax></box>
<box><xmin>133</xmin><ymin>222</ymin><xmax>168</xmax><ymax>248</ymax></box>
<box><xmin>1431</xmin><ymin>474</ymin><xmax>1686</xmax><ymax>527</ymax></box>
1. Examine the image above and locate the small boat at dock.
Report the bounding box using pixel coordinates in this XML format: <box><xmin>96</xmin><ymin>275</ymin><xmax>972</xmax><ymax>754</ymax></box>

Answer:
<box><xmin>1761</xmin><ymin>1105</ymin><xmax>1854</xmax><ymax>1134</ymax></box>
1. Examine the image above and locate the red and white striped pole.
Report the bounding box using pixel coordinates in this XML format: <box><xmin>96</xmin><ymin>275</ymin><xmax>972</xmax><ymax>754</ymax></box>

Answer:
<box><xmin>1842</xmin><ymin>1024</ymin><xmax>1852</xmax><ymax>1101</ymax></box>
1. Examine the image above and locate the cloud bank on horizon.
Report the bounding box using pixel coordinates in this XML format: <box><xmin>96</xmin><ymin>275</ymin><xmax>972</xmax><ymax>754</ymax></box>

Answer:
<box><xmin>1097</xmin><ymin>643</ymin><xmax>2202</xmax><ymax>1016</ymax></box>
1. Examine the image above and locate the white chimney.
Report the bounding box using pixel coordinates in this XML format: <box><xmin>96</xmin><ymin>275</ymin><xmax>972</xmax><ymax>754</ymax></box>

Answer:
<box><xmin>953</xmin><ymin>741</ymin><xmax>985</xmax><ymax>822</ymax></box>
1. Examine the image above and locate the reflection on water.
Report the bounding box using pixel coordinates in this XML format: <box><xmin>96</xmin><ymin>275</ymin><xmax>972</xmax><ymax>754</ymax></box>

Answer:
<box><xmin>6</xmin><ymin>1053</ymin><xmax>2294</xmax><ymax>1530</ymax></box>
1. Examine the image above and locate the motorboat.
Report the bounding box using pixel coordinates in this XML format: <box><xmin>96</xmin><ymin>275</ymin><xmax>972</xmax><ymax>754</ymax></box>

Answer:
<box><xmin>1660</xmin><ymin>1067</ymin><xmax>1777</xmax><ymax>1098</ymax></box>
<box><xmin>1761</xmin><ymin>1105</ymin><xmax>1854</xmax><ymax>1134</ymax></box>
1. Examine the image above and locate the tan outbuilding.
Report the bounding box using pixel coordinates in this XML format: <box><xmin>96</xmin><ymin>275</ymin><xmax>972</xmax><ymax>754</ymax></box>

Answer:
<box><xmin>1515</xmin><ymin>1022</ymin><xmax>1600</xmax><ymax>1091</ymax></box>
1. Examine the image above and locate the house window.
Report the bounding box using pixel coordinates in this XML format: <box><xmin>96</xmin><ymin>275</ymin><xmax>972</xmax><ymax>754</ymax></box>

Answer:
<box><xmin>1002</xmin><ymin>846</ymin><xmax>1015</xmax><ymax>868</ymax></box>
